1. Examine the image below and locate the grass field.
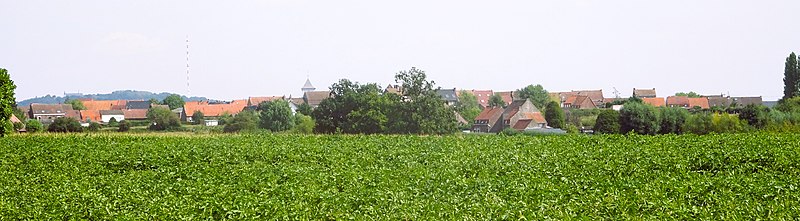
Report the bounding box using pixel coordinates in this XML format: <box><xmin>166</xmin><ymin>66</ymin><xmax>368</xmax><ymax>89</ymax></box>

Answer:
<box><xmin>1</xmin><ymin>133</ymin><xmax>799</xmax><ymax>219</ymax></box>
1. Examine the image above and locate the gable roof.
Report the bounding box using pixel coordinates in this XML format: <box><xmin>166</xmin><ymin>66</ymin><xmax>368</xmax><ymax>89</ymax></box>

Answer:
<box><xmin>30</xmin><ymin>104</ymin><xmax>73</xmax><ymax>115</ymax></box>
<box><xmin>65</xmin><ymin>110</ymin><xmax>82</xmax><ymax>120</ymax></box>
<box><xmin>302</xmin><ymin>79</ymin><xmax>315</xmax><ymax>90</ymax></box>
<box><xmin>100</xmin><ymin>110</ymin><xmax>124</xmax><ymax>115</ymax></box>
<box><xmin>10</xmin><ymin>114</ymin><xmax>21</xmax><ymax>124</ymax></box>
<box><xmin>468</xmin><ymin>90</ymin><xmax>494</xmax><ymax>107</ymax></box>
<box><xmin>731</xmin><ymin>97</ymin><xmax>762</xmax><ymax>106</ymax></box>
<box><xmin>707</xmin><ymin>96</ymin><xmax>731</xmax><ymax>107</ymax></box>
<box><xmin>288</xmin><ymin>98</ymin><xmax>305</xmax><ymax>106</ymax></box>
<box><xmin>666</xmin><ymin>96</ymin><xmax>690</xmax><ymax>106</ymax></box>
<box><xmin>385</xmin><ymin>84</ymin><xmax>403</xmax><ymax>95</ymax></box>
<box><xmin>83</xmin><ymin>99</ymin><xmax>127</xmax><ymax>111</ymax></box>
<box><xmin>633</xmin><ymin>88</ymin><xmax>657</xmax><ymax>98</ymax></box>
<box><xmin>125</xmin><ymin>100</ymin><xmax>151</xmax><ymax>110</ymax></box>
<box><xmin>304</xmin><ymin>91</ymin><xmax>331</xmax><ymax>107</ymax></box>
<box><xmin>436</xmin><ymin>88</ymin><xmax>459</xmax><ymax>102</ymax></box>
<box><xmin>123</xmin><ymin>109</ymin><xmax>148</xmax><ymax>120</ymax></box>
<box><xmin>559</xmin><ymin>90</ymin><xmax>604</xmax><ymax>103</ymax></box>
<box><xmin>248</xmin><ymin>96</ymin><xmax>285</xmax><ymax>106</ymax></box>
<box><xmin>688</xmin><ymin>97</ymin><xmax>710</xmax><ymax>109</ymax></box>
<box><xmin>495</xmin><ymin>91</ymin><xmax>514</xmax><ymax>105</ymax></box>
<box><xmin>523</xmin><ymin>112</ymin><xmax>547</xmax><ymax>124</ymax></box>
<box><xmin>183</xmin><ymin>100</ymin><xmax>248</xmax><ymax>117</ymax></box>
<box><xmin>80</xmin><ymin>110</ymin><xmax>101</xmax><ymax>122</ymax></box>
<box><xmin>512</xmin><ymin>119</ymin><xmax>533</xmax><ymax>130</ymax></box>
<box><xmin>475</xmin><ymin>107</ymin><xmax>504</xmax><ymax>121</ymax></box>
<box><xmin>642</xmin><ymin>97</ymin><xmax>666</xmax><ymax>107</ymax></box>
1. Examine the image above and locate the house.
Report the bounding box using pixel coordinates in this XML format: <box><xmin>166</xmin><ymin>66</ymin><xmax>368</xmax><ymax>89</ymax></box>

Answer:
<box><xmin>473</xmin><ymin>99</ymin><xmax>547</xmax><ymax>133</ymax></box>
<box><xmin>555</xmin><ymin>90</ymin><xmax>605</xmax><ymax>107</ymax></box>
<box><xmin>472</xmin><ymin>107</ymin><xmax>504</xmax><ymax>133</ymax></box>
<box><xmin>247</xmin><ymin>96</ymin><xmax>285</xmax><ymax>107</ymax></box>
<box><xmin>436</xmin><ymin>88</ymin><xmax>459</xmax><ymax>106</ymax></box>
<box><xmin>563</xmin><ymin>95</ymin><xmax>597</xmax><ymax>109</ymax></box>
<box><xmin>182</xmin><ymin>100</ymin><xmax>248</xmax><ymax>122</ymax></box>
<box><xmin>731</xmin><ymin>97</ymin><xmax>763</xmax><ymax>107</ymax></box>
<box><xmin>28</xmin><ymin>104</ymin><xmax>74</xmax><ymax>124</ymax></box>
<box><xmin>688</xmin><ymin>97</ymin><xmax>710</xmax><ymax>109</ymax></box>
<box><xmin>125</xmin><ymin>100</ymin><xmax>152</xmax><ymax>110</ymax></box>
<box><xmin>495</xmin><ymin>91</ymin><xmax>515</xmax><ymax>106</ymax></box>
<box><xmin>468</xmin><ymin>90</ymin><xmax>494</xmax><ymax>108</ymax></box>
<box><xmin>707</xmin><ymin>96</ymin><xmax>732</xmax><ymax>108</ymax></box>
<box><xmin>288</xmin><ymin>97</ymin><xmax>306</xmax><ymax>107</ymax></box>
<box><xmin>122</xmin><ymin>109</ymin><xmax>149</xmax><ymax>120</ymax></box>
<box><xmin>100</xmin><ymin>110</ymin><xmax>125</xmax><ymax>123</ymax></box>
<box><xmin>641</xmin><ymin>97</ymin><xmax>666</xmax><ymax>107</ymax></box>
<box><xmin>704</xmin><ymin>96</ymin><xmax>762</xmax><ymax>108</ymax></box>
<box><xmin>633</xmin><ymin>88</ymin><xmax>657</xmax><ymax>98</ymax></box>
<box><xmin>304</xmin><ymin>91</ymin><xmax>331</xmax><ymax>108</ymax></box>
<box><xmin>384</xmin><ymin>84</ymin><xmax>403</xmax><ymax>96</ymax></box>
<box><xmin>80</xmin><ymin>110</ymin><xmax>101</xmax><ymax>122</ymax></box>
<box><xmin>666</xmin><ymin>96</ymin><xmax>690</xmax><ymax>108</ymax></box>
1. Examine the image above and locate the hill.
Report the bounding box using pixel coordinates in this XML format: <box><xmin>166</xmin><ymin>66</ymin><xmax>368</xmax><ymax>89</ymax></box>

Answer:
<box><xmin>17</xmin><ymin>90</ymin><xmax>208</xmax><ymax>107</ymax></box>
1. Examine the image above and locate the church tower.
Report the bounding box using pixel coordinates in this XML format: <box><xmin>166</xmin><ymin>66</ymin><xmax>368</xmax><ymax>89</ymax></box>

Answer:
<box><xmin>301</xmin><ymin>78</ymin><xmax>316</xmax><ymax>93</ymax></box>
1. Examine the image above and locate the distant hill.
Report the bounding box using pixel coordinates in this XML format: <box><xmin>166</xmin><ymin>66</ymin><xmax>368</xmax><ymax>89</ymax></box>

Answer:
<box><xmin>17</xmin><ymin>90</ymin><xmax>208</xmax><ymax>107</ymax></box>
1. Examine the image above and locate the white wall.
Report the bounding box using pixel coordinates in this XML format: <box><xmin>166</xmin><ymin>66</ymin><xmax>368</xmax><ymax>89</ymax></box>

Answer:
<box><xmin>102</xmin><ymin>115</ymin><xmax>125</xmax><ymax>123</ymax></box>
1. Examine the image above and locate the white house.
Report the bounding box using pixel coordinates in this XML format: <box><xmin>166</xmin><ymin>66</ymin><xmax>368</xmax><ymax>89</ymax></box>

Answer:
<box><xmin>100</xmin><ymin>110</ymin><xmax>125</xmax><ymax>123</ymax></box>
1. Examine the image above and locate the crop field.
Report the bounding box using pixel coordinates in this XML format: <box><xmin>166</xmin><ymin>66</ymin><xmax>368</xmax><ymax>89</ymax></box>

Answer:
<box><xmin>1</xmin><ymin>133</ymin><xmax>799</xmax><ymax>219</ymax></box>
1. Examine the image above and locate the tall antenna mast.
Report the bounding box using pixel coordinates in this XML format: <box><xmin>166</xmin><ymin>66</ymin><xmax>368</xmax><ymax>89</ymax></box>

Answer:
<box><xmin>186</xmin><ymin>35</ymin><xmax>191</xmax><ymax>96</ymax></box>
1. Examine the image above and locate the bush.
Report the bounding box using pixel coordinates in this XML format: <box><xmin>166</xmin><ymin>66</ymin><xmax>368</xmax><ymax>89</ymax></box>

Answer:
<box><xmin>47</xmin><ymin>117</ymin><xmax>83</xmax><ymax>133</ymax></box>
<box><xmin>13</xmin><ymin>122</ymin><xmax>24</xmax><ymax>131</ymax></box>
<box><xmin>658</xmin><ymin>107</ymin><xmax>689</xmax><ymax>134</ymax></box>
<box><xmin>711</xmin><ymin>113</ymin><xmax>747</xmax><ymax>133</ymax></box>
<box><xmin>739</xmin><ymin>104</ymin><xmax>769</xmax><ymax>129</ymax></box>
<box><xmin>564</xmin><ymin>124</ymin><xmax>579</xmax><ymax>134</ymax></box>
<box><xmin>594</xmin><ymin>110</ymin><xmax>620</xmax><ymax>134</ymax></box>
<box><xmin>544</xmin><ymin>101</ymin><xmax>565</xmax><ymax>129</ymax></box>
<box><xmin>147</xmin><ymin>107</ymin><xmax>181</xmax><ymax>131</ymax></box>
<box><xmin>224</xmin><ymin>110</ymin><xmax>258</xmax><ymax>133</ymax></box>
<box><xmin>619</xmin><ymin>102</ymin><xmax>660</xmax><ymax>135</ymax></box>
<box><xmin>25</xmin><ymin>120</ymin><xmax>43</xmax><ymax>133</ymax></box>
<box><xmin>500</xmin><ymin>128</ymin><xmax>521</xmax><ymax>136</ymax></box>
<box><xmin>88</xmin><ymin>122</ymin><xmax>102</xmax><ymax>132</ymax></box>
<box><xmin>108</xmin><ymin>117</ymin><xmax>119</xmax><ymax>127</ymax></box>
<box><xmin>685</xmin><ymin>113</ymin><xmax>714</xmax><ymax>135</ymax></box>
<box><xmin>192</xmin><ymin>110</ymin><xmax>205</xmax><ymax>125</ymax></box>
<box><xmin>118</xmin><ymin>120</ymin><xmax>130</xmax><ymax>132</ymax></box>
<box><xmin>292</xmin><ymin>114</ymin><xmax>315</xmax><ymax>134</ymax></box>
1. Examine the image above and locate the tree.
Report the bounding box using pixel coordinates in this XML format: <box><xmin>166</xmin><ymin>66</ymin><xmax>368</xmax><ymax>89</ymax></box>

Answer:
<box><xmin>161</xmin><ymin>94</ymin><xmax>185</xmax><ymax>110</ymax></box>
<box><xmin>594</xmin><ymin>110</ymin><xmax>620</xmax><ymax>134</ymax></box>
<box><xmin>25</xmin><ymin>119</ymin><xmax>43</xmax><ymax>133</ymax></box>
<box><xmin>739</xmin><ymin>104</ymin><xmax>770</xmax><ymax>129</ymax></box>
<box><xmin>292</xmin><ymin>113</ymin><xmax>315</xmax><ymax>134</ymax></box>
<box><xmin>711</xmin><ymin>113</ymin><xmax>746</xmax><ymax>133</ymax></box>
<box><xmin>147</xmin><ymin>107</ymin><xmax>181</xmax><ymax>130</ymax></box>
<box><xmin>65</xmin><ymin>99</ymin><xmax>85</xmax><ymax>110</ymax></box>
<box><xmin>148</xmin><ymin>98</ymin><xmax>160</xmax><ymax>105</ymax></box>
<box><xmin>544</xmin><ymin>101</ymin><xmax>565</xmax><ymax>128</ymax></box>
<box><xmin>658</xmin><ymin>107</ymin><xmax>689</xmax><ymax>134</ymax></box>
<box><xmin>296</xmin><ymin>103</ymin><xmax>313</xmax><ymax>116</ymax></box>
<box><xmin>258</xmin><ymin>100</ymin><xmax>294</xmax><ymax>132</ymax></box>
<box><xmin>47</xmin><ymin>117</ymin><xmax>83</xmax><ymax>133</ymax></box>
<box><xmin>514</xmin><ymin>84</ymin><xmax>549</xmax><ymax>109</ymax></box>
<box><xmin>619</xmin><ymin>102</ymin><xmax>660</xmax><ymax>135</ymax></box>
<box><xmin>191</xmin><ymin>110</ymin><xmax>205</xmax><ymax>125</ymax></box>
<box><xmin>12</xmin><ymin>106</ymin><xmax>27</xmax><ymax>122</ymax></box>
<box><xmin>388</xmin><ymin>68</ymin><xmax>457</xmax><ymax>135</ymax></box>
<box><xmin>223</xmin><ymin>110</ymin><xmax>258</xmax><ymax>133</ymax></box>
<box><xmin>776</xmin><ymin>96</ymin><xmax>800</xmax><ymax>113</ymax></box>
<box><xmin>13</xmin><ymin>121</ymin><xmax>24</xmax><ymax>132</ymax></box>
<box><xmin>685</xmin><ymin>113</ymin><xmax>714</xmax><ymax>135</ymax></box>
<box><xmin>783</xmin><ymin>52</ymin><xmax>800</xmax><ymax>100</ymax></box>
<box><xmin>118</xmin><ymin>120</ymin><xmax>130</xmax><ymax>132</ymax></box>
<box><xmin>675</xmin><ymin>92</ymin><xmax>701</xmax><ymax>98</ymax></box>
<box><xmin>0</xmin><ymin>68</ymin><xmax>16</xmax><ymax>137</ymax></box>
<box><xmin>311</xmin><ymin>79</ymin><xmax>394</xmax><ymax>134</ymax></box>
<box><xmin>455</xmin><ymin>90</ymin><xmax>481</xmax><ymax>126</ymax></box>
<box><xmin>488</xmin><ymin>94</ymin><xmax>506</xmax><ymax>108</ymax></box>
<box><xmin>88</xmin><ymin>122</ymin><xmax>102</xmax><ymax>132</ymax></box>
<box><xmin>108</xmin><ymin>117</ymin><xmax>119</xmax><ymax>127</ymax></box>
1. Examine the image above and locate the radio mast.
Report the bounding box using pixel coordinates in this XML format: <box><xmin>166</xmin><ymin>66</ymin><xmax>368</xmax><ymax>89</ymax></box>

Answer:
<box><xmin>186</xmin><ymin>35</ymin><xmax>191</xmax><ymax>96</ymax></box>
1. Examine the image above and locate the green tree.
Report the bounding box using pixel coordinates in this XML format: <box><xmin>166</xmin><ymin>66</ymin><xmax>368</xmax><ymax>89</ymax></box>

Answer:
<box><xmin>455</xmin><ymin>90</ymin><xmax>481</xmax><ymax>125</ymax></box>
<box><xmin>783</xmin><ymin>52</ymin><xmax>800</xmax><ymax>100</ymax></box>
<box><xmin>161</xmin><ymin>94</ymin><xmax>185</xmax><ymax>110</ymax></box>
<box><xmin>619</xmin><ymin>102</ymin><xmax>660</xmax><ymax>135</ymax></box>
<box><xmin>514</xmin><ymin>84</ymin><xmax>549</xmax><ymax>109</ymax></box>
<box><xmin>108</xmin><ymin>117</ymin><xmax>119</xmax><ymax>127</ymax></box>
<box><xmin>192</xmin><ymin>110</ymin><xmax>205</xmax><ymax>125</ymax></box>
<box><xmin>776</xmin><ymin>96</ymin><xmax>800</xmax><ymax>113</ymax></box>
<box><xmin>685</xmin><ymin>113</ymin><xmax>714</xmax><ymax>135</ymax></box>
<box><xmin>739</xmin><ymin>104</ymin><xmax>769</xmax><ymax>129</ymax></box>
<box><xmin>544</xmin><ymin>101</ymin><xmax>565</xmax><ymax>128</ymax></box>
<box><xmin>25</xmin><ymin>119</ymin><xmax>43</xmax><ymax>133</ymax></box>
<box><xmin>65</xmin><ymin>99</ymin><xmax>85</xmax><ymax>110</ymax></box>
<box><xmin>258</xmin><ymin>100</ymin><xmax>295</xmax><ymax>132</ymax></box>
<box><xmin>118</xmin><ymin>120</ymin><xmax>130</xmax><ymax>132</ymax></box>
<box><xmin>675</xmin><ymin>92</ymin><xmax>701</xmax><ymax>98</ymax></box>
<box><xmin>12</xmin><ymin>106</ymin><xmax>27</xmax><ymax>121</ymax></box>
<box><xmin>88</xmin><ymin>122</ymin><xmax>102</xmax><ymax>132</ymax></box>
<box><xmin>594</xmin><ymin>110</ymin><xmax>620</xmax><ymax>134</ymax></box>
<box><xmin>13</xmin><ymin>121</ymin><xmax>24</xmax><ymax>132</ymax></box>
<box><xmin>712</xmin><ymin>113</ymin><xmax>746</xmax><ymax>133</ymax></box>
<box><xmin>296</xmin><ymin>103</ymin><xmax>313</xmax><ymax>116</ymax></box>
<box><xmin>47</xmin><ymin>117</ymin><xmax>83</xmax><ymax>133</ymax></box>
<box><xmin>388</xmin><ymin>67</ymin><xmax>457</xmax><ymax>135</ymax></box>
<box><xmin>0</xmin><ymin>68</ymin><xmax>16</xmax><ymax>137</ymax></box>
<box><xmin>223</xmin><ymin>110</ymin><xmax>258</xmax><ymax>133</ymax></box>
<box><xmin>147</xmin><ymin>107</ymin><xmax>181</xmax><ymax>131</ymax></box>
<box><xmin>658</xmin><ymin>107</ymin><xmax>689</xmax><ymax>134</ymax></box>
<box><xmin>488</xmin><ymin>94</ymin><xmax>506</xmax><ymax>108</ymax></box>
<box><xmin>293</xmin><ymin>113</ymin><xmax>315</xmax><ymax>134</ymax></box>
<box><xmin>148</xmin><ymin>98</ymin><xmax>160</xmax><ymax>105</ymax></box>
<box><xmin>312</xmin><ymin>79</ymin><xmax>394</xmax><ymax>134</ymax></box>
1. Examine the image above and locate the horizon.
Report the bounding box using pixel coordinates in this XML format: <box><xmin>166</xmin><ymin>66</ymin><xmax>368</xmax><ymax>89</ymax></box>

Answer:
<box><xmin>3</xmin><ymin>1</ymin><xmax>799</xmax><ymax>101</ymax></box>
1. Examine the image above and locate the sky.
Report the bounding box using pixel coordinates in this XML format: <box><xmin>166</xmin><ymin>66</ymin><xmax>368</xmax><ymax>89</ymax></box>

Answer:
<box><xmin>2</xmin><ymin>0</ymin><xmax>799</xmax><ymax>101</ymax></box>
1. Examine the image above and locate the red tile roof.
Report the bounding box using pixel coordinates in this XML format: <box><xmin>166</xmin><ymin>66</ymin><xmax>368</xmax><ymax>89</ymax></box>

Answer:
<box><xmin>10</xmin><ymin>114</ymin><xmax>21</xmax><ymax>124</ymax></box>
<box><xmin>123</xmin><ymin>109</ymin><xmax>149</xmax><ymax>120</ymax></box>
<box><xmin>82</xmin><ymin>99</ymin><xmax>127</xmax><ymax>111</ymax></box>
<box><xmin>475</xmin><ymin>107</ymin><xmax>504</xmax><ymax>121</ymax></box>
<box><xmin>496</xmin><ymin>91</ymin><xmax>514</xmax><ymax>105</ymax></box>
<box><xmin>512</xmin><ymin>119</ymin><xmax>532</xmax><ymax>130</ymax></box>
<box><xmin>183</xmin><ymin>100</ymin><xmax>248</xmax><ymax>117</ymax></box>
<box><xmin>80</xmin><ymin>110</ymin><xmax>101</xmax><ymax>122</ymax></box>
<box><xmin>523</xmin><ymin>112</ymin><xmax>547</xmax><ymax>124</ymax></box>
<box><xmin>688</xmin><ymin>97</ymin><xmax>710</xmax><ymax>109</ymax></box>
<box><xmin>642</xmin><ymin>97</ymin><xmax>666</xmax><ymax>107</ymax></box>
<box><xmin>248</xmin><ymin>96</ymin><xmax>285</xmax><ymax>106</ymax></box>
<box><xmin>468</xmin><ymin>90</ymin><xmax>494</xmax><ymax>107</ymax></box>
<box><xmin>666</xmin><ymin>96</ymin><xmax>690</xmax><ymax>107</ymax></box>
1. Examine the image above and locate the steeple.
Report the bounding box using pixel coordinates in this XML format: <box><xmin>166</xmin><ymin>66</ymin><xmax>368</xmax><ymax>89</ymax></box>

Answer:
<box><xmin>302</xmin><ymin>78</ymin><xmax>316</xmax><ymax>93</ymax></box>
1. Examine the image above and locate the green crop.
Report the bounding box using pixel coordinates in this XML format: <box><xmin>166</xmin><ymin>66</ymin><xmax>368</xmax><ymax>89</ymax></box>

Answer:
<box><xmin>1</xmin><ymin>133</ymin><xmax>799</xmax><ymax>220</ymax></box>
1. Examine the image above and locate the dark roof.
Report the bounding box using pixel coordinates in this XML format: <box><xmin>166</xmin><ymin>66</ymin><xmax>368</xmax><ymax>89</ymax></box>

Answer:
<box><xmin>633</xmin><ymin>88</ymin><xmax>657</xmax><ymax>98</ymax></box>
<box><xmin>302</xmin><ymin>79</ymin><xmax>315</xmax><ymax>90</ymax></box>
<box><xmin>126</xmin><ymin>101</ymin><xmax>152</xmax><ymax>110</ymax></box>
<box><xmin>30</xmin><ymin>104</ymin><xmax>73</xmax><ymax>115</ymax></box>
<box><xmin>100</xmin><ymin>110</ymin><xmax>124</xmax><ymax>115</ymax></box>
<box><xmin>436</xmin><ymin>88</ymin><xmax>459</xmax><ymax>102</ymax></box>
<box><xmin>123</xmin><ymin>109</ymin><xmax>148</xmax><ymax>120</ymax></box>
<box><xmin>707</xmin><ymin>97</ymin><xmax>731</xmax><ymax>107</ymax></box>
<box><xmin>475</xmin><ymin>107</ymin><xmax>504</xmax><ymax>121</ymax></box>
<box><xmin>502</xmin><ymin>100</ymin><xmax>528</xmax><ymax>120</ymax></box>
<box><xmin>731</xmin><ymin>97</ymin><xmax>762</xmax><ymax>106</ymax></box>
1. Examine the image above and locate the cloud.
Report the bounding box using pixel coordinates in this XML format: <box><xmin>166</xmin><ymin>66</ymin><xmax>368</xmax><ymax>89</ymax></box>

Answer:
<box><xmin>95</xmin><ymin>32</ymin><xmax>165</xmax><ymax>55</ymax></box>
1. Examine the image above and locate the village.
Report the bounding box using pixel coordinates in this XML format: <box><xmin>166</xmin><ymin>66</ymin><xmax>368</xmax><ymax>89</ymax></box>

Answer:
<box><xmin>13</xmin><ymin>77</ymin><xmax>766</xmax><ymax>134</ymax></box>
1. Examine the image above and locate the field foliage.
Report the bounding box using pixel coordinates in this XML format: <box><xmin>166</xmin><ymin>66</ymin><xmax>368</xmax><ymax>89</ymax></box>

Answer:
<box><xmin>1</xmin><ymin>133</ymin><xmax>799</xmax><ymax>219</ymax></box>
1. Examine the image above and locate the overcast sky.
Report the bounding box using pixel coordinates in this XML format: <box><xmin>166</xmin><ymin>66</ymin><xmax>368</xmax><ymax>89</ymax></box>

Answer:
<box><xmin>2</xmin><ymin>0</ymin><xmax>799</xmax><ymax>101</ymax></box>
